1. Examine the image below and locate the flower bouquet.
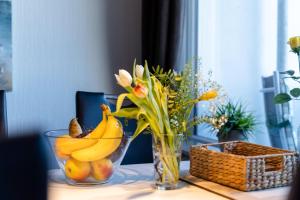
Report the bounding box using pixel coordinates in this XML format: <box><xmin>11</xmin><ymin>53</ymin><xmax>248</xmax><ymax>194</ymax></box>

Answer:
<box><xmin>113</xmin><ymin>60</ymin><xmax>223</xmax><ymax>189</ymax></box>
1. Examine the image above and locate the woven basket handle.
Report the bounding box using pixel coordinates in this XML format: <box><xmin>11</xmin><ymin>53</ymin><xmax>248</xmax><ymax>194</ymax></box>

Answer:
<box><xmin>262</xmin><ymin>155</ymin><xmax>285</xmax><ymax>174</ymax></box>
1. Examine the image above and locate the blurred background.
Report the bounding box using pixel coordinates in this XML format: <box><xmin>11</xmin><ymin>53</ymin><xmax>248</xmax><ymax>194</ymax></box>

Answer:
<box><xmin>1</xmin><ymin>0</ymin><xmax>300</xmax><ymax>167</ymax></box>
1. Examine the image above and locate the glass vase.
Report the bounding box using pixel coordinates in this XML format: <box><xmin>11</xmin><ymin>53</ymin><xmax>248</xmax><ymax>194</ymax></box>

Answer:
<box><xmin>152</xmin><ymin>134</ymin><xmax>183</xmax><ymax>190</ymax></box>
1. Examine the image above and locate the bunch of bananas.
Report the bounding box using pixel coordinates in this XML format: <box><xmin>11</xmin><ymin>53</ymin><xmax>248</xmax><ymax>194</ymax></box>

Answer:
<box><xmin>54</xmin><ymin>104</ymin><xmax>124</xmax><ymax>182</ymax></box>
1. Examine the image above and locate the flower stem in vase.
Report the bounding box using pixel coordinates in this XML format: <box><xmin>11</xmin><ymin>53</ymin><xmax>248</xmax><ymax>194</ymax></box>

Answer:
<box><xmin>152</xmin><ymin>134</ymin><xmax>182</xmax><ymax>190</ymax></box>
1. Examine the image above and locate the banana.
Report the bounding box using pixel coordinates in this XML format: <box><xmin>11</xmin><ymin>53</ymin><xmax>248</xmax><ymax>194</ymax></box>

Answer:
<box><xmin>55</xmin><ymin>136</ymin><xmax>97</xmax><ymax>155</ymax></box>
<box><xmin>55</xmin><ymin>104</ymin><xmax>110</xmax><ymax>155</ymax></box>
<box><xmin>85</xmin><ymin>104</ymin><xmax>110</xmax><ymax>139</ymax></box>
<box><xmin>71</xmin><ymin>115</ymin><xmax>123</xmax><ymax>162</ymax></box>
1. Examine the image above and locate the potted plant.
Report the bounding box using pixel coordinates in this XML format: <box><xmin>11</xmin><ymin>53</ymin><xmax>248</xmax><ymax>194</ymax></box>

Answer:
<box><xmin>205</xmin><ymin>101</ymin><xmax>256</xmax><ymax>142</ymax></box>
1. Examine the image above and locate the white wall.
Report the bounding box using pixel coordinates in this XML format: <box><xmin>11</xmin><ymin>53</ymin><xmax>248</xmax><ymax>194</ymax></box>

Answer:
<box><xmin>7</xmin><ymin>0</ymin><xmax>141</xmax><ymax>135</ymax></box>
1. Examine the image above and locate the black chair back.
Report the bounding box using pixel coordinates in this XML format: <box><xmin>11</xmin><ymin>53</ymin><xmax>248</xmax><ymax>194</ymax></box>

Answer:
<box><xmin>0</xmin><ymin>134</ymin><xmax>48</xmax><ymax>200</ymax></box>
<box><xmin>76</xmin><ymin>91</ymin><xmax>153</xmax><ymax>164</ymax></box>
<box><xmin>76</xmin><ymin>91</ymin><xmax>110</xmax><ymax>130</ymax></box>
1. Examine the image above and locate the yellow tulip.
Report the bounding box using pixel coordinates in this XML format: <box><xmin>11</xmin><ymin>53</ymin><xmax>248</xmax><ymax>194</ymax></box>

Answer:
<box><xmin>199</xmin><ymin>90</ymin><xmax>218</xmax><ymax>101</ymax></box>
<box><xmin>288</xmin><ymin>36</ymin><xmax>300</xmax><ymax>50</ymax></box>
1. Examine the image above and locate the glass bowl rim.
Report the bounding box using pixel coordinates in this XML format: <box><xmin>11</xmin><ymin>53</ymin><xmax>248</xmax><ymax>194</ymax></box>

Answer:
<box><xmin>44</xmin><ymin>129</ymin><xmax>131</xmax><ymax>140</ymax></box>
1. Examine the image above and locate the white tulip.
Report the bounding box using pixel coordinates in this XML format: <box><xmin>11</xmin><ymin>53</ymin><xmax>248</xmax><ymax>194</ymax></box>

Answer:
<box><xmin>115</xmin><ymin>69</ymin><xmax>132</xmax><ymax>87</ymax></box>
<box><xmin>135</xmin><ymin>65</ymin><xmax>144</xmax><ymax>78</ymax></box>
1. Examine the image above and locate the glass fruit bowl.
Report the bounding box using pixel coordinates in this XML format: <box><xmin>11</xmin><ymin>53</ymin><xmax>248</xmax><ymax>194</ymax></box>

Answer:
<box><xmin>45</xmin><ymin>129</ymin><xmax>131</xmax><ymax>185</ymax></box>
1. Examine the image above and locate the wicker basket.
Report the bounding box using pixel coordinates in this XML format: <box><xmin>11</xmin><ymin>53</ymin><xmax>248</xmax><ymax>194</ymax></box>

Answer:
<box><xmin>190</xmin><ymin>141</ymin><xmax>298</xmax><ymax>191</ymax></box>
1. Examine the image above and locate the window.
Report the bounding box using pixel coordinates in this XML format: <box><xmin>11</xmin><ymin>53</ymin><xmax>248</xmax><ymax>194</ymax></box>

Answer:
<box><xmin>193</xmin><ymin>0</ymin><xmax>300</xmax><ymax>149</ymax></box>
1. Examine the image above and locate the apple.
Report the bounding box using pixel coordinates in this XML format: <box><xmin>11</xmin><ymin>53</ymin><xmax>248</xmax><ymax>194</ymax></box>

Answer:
<box><xmin>64</xmin><ymin>158</ymin><xmax>91</xmax><ymax>181</ymax></box>
<box><xmin>91</xmin><ymin>158</ymin><xmax>113</xmax><ymax>181</ymax></box>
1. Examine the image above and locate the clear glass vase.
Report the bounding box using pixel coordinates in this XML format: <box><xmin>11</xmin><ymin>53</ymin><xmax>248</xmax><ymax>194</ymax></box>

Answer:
<box><xmin>152</xmin><ymin>134</ymin><xmax>183</xmax><ymax>190</ymax></box>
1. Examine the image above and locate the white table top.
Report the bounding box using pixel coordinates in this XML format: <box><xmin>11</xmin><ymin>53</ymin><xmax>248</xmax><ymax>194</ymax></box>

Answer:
<box><xmin>48</xmin><ymin>161</ymin><xmax>227</xmax><ymax>200</ymax></box>
<box><xmin>48</xmin><ymin>161</ymin><xmax>290</xmax><ymax>200</ymax></box>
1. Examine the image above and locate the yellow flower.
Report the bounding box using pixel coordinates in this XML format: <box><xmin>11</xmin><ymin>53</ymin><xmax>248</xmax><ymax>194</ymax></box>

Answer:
<box><xmin>133</xmin><ymin>83</ymin><xmax>148</xmax><ymax>98</ymax></box>
<box><xmin>288</xmin><ymin>36</ymin><xmax>300</xmax><ymax>50</ymax></box>
<box><xmin>199</xmin><ymin>90</ymin><xmax>218</xmax><ymax>101</ymax></box>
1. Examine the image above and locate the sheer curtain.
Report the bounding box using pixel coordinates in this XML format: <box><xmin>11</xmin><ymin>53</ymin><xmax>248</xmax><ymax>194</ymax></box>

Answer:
<box><xmin>175</xmin><ymin>0</ymin><xmax>198</xmax><ymax>71</ymax></box>
<box><xmin>192</xmin><ymin>0</ymin><xmax>300</xmax><ymax>149</ymax></box>
<box><xmin>272</xmin><ymin>0</ymin><xmax>295</xmax><ymax>150</ymax></box>
<box><xmin>194</xmin><ymin>0</ymin><xmax>277</xmax><ymax>146</ymax></box>
<box><xmin>265</xmin><ymin>0</ymin><xmax>300</xmax><ymax>150</ymax></box>
<box><xmin>285</xmin><ymin>0</ymin><xmax>300</xmax><ymax>150</ymax></box>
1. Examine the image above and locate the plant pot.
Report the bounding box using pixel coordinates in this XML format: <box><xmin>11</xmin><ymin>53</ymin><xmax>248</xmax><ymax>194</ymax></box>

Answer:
<box><xmin>152</xmin><ymin>134</ymin><xmax>183</xmax><ymax>190</ymax></box>
<box><xmin>218</xmin><ymin>130</ymin><xmax>248</xmax><ymax>143</ymax></box>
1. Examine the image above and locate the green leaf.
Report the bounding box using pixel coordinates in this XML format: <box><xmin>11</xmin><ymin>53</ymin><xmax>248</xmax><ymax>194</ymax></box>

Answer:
<box><xmin>132</xmin><ymin>59</ymin><xmax>137</xmax><ymax>84</ymax></box>
<box><xmin>280</xmin><ymin>70</ymin><xmax>295</xmax><ymax>76</ymax></box>
<box><xmin>154</xmin><ymin>65</ymin><xmax>160</xmax><ymax>73</ymax></box>
<box><xmin>291</xmin><ymin>76</ymin><xmax>300</xmax><ymax>80</ymax></box>
<box><xmin>132</xmin><ymin>119</ymin><xmax>149</xmax><ymax>139</ymax></box>
<box><xmin>143</xmin><ymin>63</ymin><xmax>153</xmax><ymax>96</ymax></box>
<box><xmin>152</xmin><ymin>66</ymin><xmax>156</xmax><ymax>73</ymax></box>
<box><xmin>274</xmin><ymin>93</ymin><xmax>292</xmax><ymax>104</ymax></box>
<box><xmin>290</xmin><ymin>88</ymin><xmax>300</xmax><ymax>97</ymax></box>
<box><xmin>159</xmin><ymin>66</ymin><xmax>164</xmax><ymax>74</ymax></box>
<box><xmin>112</xmin><ymin>108</ymin><xmax>140</xmax><ymax>119</ymax></box>
<box><xmin>143</xmin><ymin>61</ymin><xmax>151</xmax><ymax>81</ymax></box>
<box><xmin>116</xmin><ymin>93</ymin><xmax>128</xmax><ymax>111</ymax></box>
<box><xmin>126</xmin><ymin>93</ymin><xmax>145</xmax><ymax>109</ymax></box>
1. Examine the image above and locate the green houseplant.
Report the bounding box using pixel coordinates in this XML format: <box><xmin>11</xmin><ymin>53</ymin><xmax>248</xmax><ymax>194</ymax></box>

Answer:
<box><xmin>205</xmin><ymin>101</ymin><xmax>256</xmax><ymax>142</ymax></box>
